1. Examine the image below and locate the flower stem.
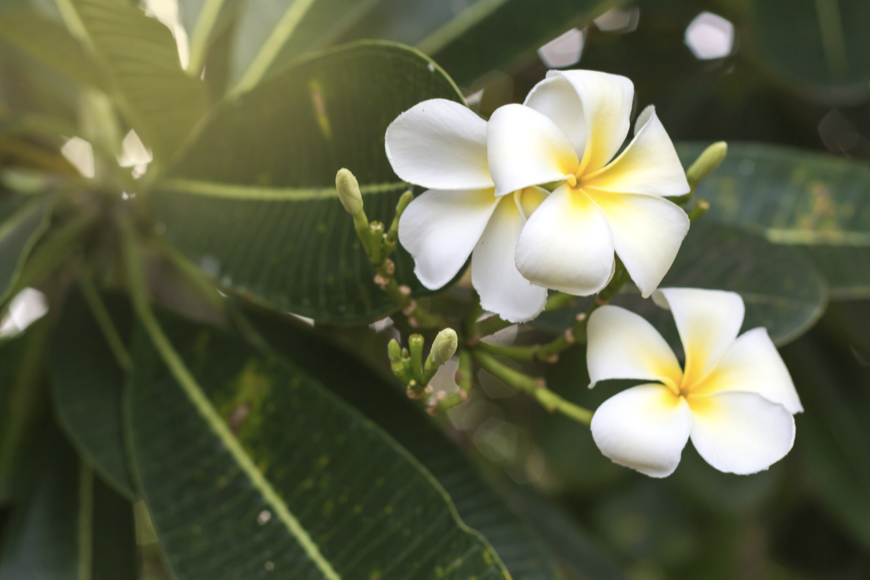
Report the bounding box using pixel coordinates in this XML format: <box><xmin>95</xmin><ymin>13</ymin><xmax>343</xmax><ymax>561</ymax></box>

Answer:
<box><xmin>473</xmin><ymin>351</ymin><xmax>591</xmax><ymax>425</ymax></box>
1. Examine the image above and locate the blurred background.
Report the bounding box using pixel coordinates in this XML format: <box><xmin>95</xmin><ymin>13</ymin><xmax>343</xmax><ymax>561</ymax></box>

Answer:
<box><xmin>1</xmin><ymin>0</ymin><xmax>870</xmax><ymax>579</ymax></box>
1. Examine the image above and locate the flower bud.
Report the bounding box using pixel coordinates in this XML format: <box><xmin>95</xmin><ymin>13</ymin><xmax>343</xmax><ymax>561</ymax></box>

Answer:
<box><xmin>686</xmin><ymin>141</ymin><xmax>727</xmax><ymax>189</ymax></box>
<box><xmin>335</xmin><ymin>168</ymin><xmax>364</xmax><ymax>215</ymax></box>
<box><xmin>387</xmin><ymin>339</ymin><xmax>402</xmax><ymax>362</ymax></box>
<box><xmin>429</xmin><ymin>328</ymin><xmax>458</xmax><ymax>366</ymax></box>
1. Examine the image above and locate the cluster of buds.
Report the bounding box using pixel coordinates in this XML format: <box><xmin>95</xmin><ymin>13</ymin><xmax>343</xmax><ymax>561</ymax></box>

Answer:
<box><xmin>387</xmin><ymin>328</ymin><xmax>468</xmax><ymax>413</ymax></box>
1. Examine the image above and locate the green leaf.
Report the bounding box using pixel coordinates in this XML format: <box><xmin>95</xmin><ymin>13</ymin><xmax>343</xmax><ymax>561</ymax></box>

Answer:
<box><xmin>747</xmin><ymin>0</ymin><xmax>870</xmax><ymax>103</ymax></box>
<box><xmin>0</xmin><ymin>320</ymin><xmax>51</xmax><ymax>504</ymax></box>
<box><xmin>0</xmin><ymin>427</ymin><xmax>137</xmax><ymax>580</ymax></box>
<box><xmin>0</xmin><ymin>14</ymin><xmax>109</xmax><ymax>91</ymax></box>
<box><xmin>678</xmin><ymin>142</ymin><xmax>870</xmax><ymax>299</ymax></box>
<box><xmin>151</xmin><ymin>42</ymin><xmax>464</xmax><ymax>324</ymax></box>
<box><xmin>781</xmin><ymin>321</ymin><xmax>870</xmax><ymax>549</ymax></box>
<box><xmin>127</xmin><ymin>309</ymin><xmax>511</xmax><ymax>579</ymax></box>
<box><xmin>61</xmin><ymin>0</ymin><xmax>209</xmax><ymax>159</ymax></box>
<box><xmin>242</xmin><ymin>304</ymin><xmax>562</xmax><ymax>580</ymax></box>
<box><xmin>0</xmin><ymin>194</ymin><xmax>53</xmax><ymax>304</ymax></box>
<box><xmin>50</xmin><ymin>288</ymin><xmax>135</xmax><ymax>499</ymax></box>
<box><xmin>178</xmin><ymin>0</ymin><xmax>236</xmax><ymax>76</ymax></box>
<box><xmin>537</xmin><ymin>221</ymin><xmax>827</xmax><ymax>347</ymax></box>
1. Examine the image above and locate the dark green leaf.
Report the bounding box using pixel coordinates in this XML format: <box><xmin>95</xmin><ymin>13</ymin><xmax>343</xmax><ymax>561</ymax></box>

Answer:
<box><xmin>242</xmin><ymin>304</ymin><xmax>562</xmax><ymax>580</ymax></box>
<box><xmin>0</xmin><ymin>194</ymin><xmax>53</xmax><ymax>304</ymax></box>
<box><xmin>781</xmin><ymin>322</ymin><xmax>870</xmax><ymax>549</ymax></box>
<box><xmin>127</xmin><ymin>309</ymin><xmax>511</xmax><ymax>579</ymax></box>
<box><xmin>0</xmin><ymin>14</ymin><xmax>108</xmax><ymax>91</ymax></box>
<box><xmin>50</xmin><ymin>289</ymin><xmax>135</xmax><ymax>499</ymax></box>
<box><xmin>747</xmin><ymin>0</ymin><xmax>870</xmax><ymax>104</ymax></box>
<box><xmin>0</xmin><ymin>426</ymin><xmax>137</xmax><ymax>580</ymax></box>
<box><xmin>66</xmin><ymin>0</ymin><xmax>209</xmax><ymax>159</ymax></box>
<box><xmin>678</xmin><ymin>142</ymin><xmax>870</xmax><ymax>299</ymax></box>
<box><xmin>537</xmin><ymin>221</ymin><xmax>827</xmax><ymax>347</ymax></box>
<box><xmin>151</xmin><ymin>42</ymin><xmax>464</xmax><ymax>323</ymax></box>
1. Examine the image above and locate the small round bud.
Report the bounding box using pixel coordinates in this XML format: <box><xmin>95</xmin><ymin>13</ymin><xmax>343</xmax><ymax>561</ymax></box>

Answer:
<box><xmin>388</xmin><ymin>339</ymin><xmax>402</xmax><ymax>362</ymax></box>
<box><xmin>336</xmin><ymin>168</ymin><xmax>364</xmax><ymax>215</ymax></box>
<box><xmin>429</xmin><ymin>328</ymin><xmax>458</xmax><ymax>366</ymax></box>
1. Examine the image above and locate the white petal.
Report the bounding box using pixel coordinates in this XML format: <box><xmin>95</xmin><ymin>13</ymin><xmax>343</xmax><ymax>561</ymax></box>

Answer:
<box><xmin>398</xmin><ymin>188</ymin><xmax>498</xmax><ymax>289</ymax></box>
<box><xmin>693</xmin><ymin>328</ymin><xmax>803</xmax><ymax>414</ymax></box>
<box><xmin>653</xmin><ymin>288</ymin><xmax>745</xmax><ymax>388</ymax></box>
<box><xmin>587</xmin><ymin>189</ymin><xmax>689</xmax><ymax>297</ymax></box>
<box><xmin>515</xmin><ymin>183</ymin><xmax>614</xmax><ymax>295</ymax></box>
<box><xmin>591</xmin><ymin>383</ymin><xmax>691</xmax><ymax>478</ymax></box>
<box><xmin>587</xmin><ymin>305</ymin><xmax>683</xmax><ymax>390</ymax></box>
<box><xmin>688</xmin><ymin>391</ymin><xmax>795</xmax><ymax>475</ymax></box>
<box><xmin>516</xmin><ymin>185</ymin><xmax>549</xmax><ymax>221</ymax></box>
<box><xmin>547</xmin><ymin>70</ymin><xmax>634</xmax><ymax>174</ymax></box>
<box><xmin>582</xmin><ymin>106</ymin><xmax>690</xmax><ymax>197</ymax></box>
<box><xmin>385</xmin><ymin>99</ymin><xmax>493</xmax><ymax>190</ymax></box>
<box><xmin>471</xmin><ymin>196</ymin><xmax>547</xmax><ymax>323</ymax></box>
<box><xmin>524</xmin><ymin>75</ymin><xmax>588</xmax><ymax>158</ymax></box>
<box><xmin>487</xmin><ymin>104</ymin><xmax>578</xmax><ymax>196</ymax></box>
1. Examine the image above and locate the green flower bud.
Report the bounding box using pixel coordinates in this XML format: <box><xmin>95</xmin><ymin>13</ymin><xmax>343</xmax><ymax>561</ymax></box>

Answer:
<box><xmin>429</xmin><ymin>328</ymin><xmax>458</xmax><ymax>366</ymax></box>
<box><xmin>686</xmin><ymin>141</ymin><xmax>727</xmax><ymax>189</ymax></box>
<box><xmin>388</xmin><ymin>338</ymin><xmax>402</xmax><ymax>362</ymax></box>
<box><xmin>336</xmin><ymin>168</ymin><xmax>364</xmax><ymax>215</ymax></box>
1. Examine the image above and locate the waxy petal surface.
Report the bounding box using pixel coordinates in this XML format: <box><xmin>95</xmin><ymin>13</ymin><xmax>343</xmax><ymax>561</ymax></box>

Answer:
<box><xmin>515</xmin><ymin>184</ymin><xmax>614</xmax><ymax>296</ymax></box>
<box><xmin>587</xmin><ymin>189</ymin><xmax>689</xmax><ymax>297</ymax></box>
<box><xmin>471</xmin><ymin>195</ymin><xmax>547</xmax><ymax>323</ymax></box>
<box><xmin>487</xmin><ymin>104</ymin><xmax>578</xmax><ymax>196</ymax></box>
<box><xmin>524</xmin><ymin>75</ymin><xmax>588</xmax><ymax>159</ymax></box>
<box><xmin>398</xmin><ymin>187</ymin><xmax>498</xmax><ymax>289</ymax></box>
<box><xmin>591</xmin><ymin>383</ymin><xmax>691</xmax><ymax>478</ymax></box>
<box><xmin>688</xmin><ymin>391</ymin><xmax>795</xmax><ymax>474</ymax></box>
<box><xmin>386</xmin><ymin>99</ymin><xmax>493</xmax><ymax>190</ymax></box>
<box><xmin>587</xmin><ymin>305</ymin><xmax>683</xmax><ymax>390</ymax></box>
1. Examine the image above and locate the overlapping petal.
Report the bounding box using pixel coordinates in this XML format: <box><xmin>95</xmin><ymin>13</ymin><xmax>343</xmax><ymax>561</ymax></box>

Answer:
<box><xmin>654</xmin><ymin>288</ymin><xmax>745</xmax><ymax>387</ymax></box>
<box><xmin>398</xmin><ymin>188</ymin><xmax>498</xmax><ymax>289</ymax></box>
<box><xmin>591</xmin><ymin>384</ymin><xmax>691</xmax><ymax>478</ymax></box>
<box><xmin>515</xmin><ymin>184</ymin><xmax>614</xmax><ymax>295</ymax></box>
<box><xmin>487</xmin><ymin>104</ymin><xmax>578</xmax><ymax>196</ymax></box>
<box><xmin>587</xmin><ymin>306</ymin><xmax>683</xmax><ymax>390</ymax></box>
<box><xmin>688</xmin><ymin>391</ymin><xmax>795</xmax><ymax>474</ymax></box>
<box><xmin>524</xmin><ymin>75</ymin><xmax>588</xmax><ymax>158</ymax></box>
<box><xmin>587</xmin><ymin>189</ymin><xmax>689</xmax><ymax>297</ymax></box>
<box><xmin>692</xmin><ymin>328</ymin><xmax>803</xmax><ymax>413</ymax></box>
<box><xmin>551</xmin><ymin>70</ymin><xmax>634</xmax><ymax>174</ymax></box>
<box><xmin>385</xmin><ymin>99</ymin><xmax>493</xmax><ymax>190</ymax></box>
<box><xmin>582</xmin><ymin>106</ymin><xmax>690</xmax><ymax>197</ymax></box>
<box><xmin>471</xmin><ymin>195</ymin><xmax>548</xmax><ymax>323</ymax></box>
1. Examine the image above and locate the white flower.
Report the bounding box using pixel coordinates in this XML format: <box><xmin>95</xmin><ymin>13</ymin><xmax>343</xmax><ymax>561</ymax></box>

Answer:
<box><xmin>586</xmin><ymin>288</ymin><xmax>802</xmax><ymax>477</ymax></box>
<box><xmin>487</xmin><ymin>70</ymin><xmax>690</xmax><ymax>297</ymax></box>
<box><xmin>386</xmin><ymin>99</ymin><xmax>548</xmax><ymax>323</ymax></box>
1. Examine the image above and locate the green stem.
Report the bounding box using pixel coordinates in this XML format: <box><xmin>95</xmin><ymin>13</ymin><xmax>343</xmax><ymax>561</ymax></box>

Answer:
<box><xmin>545</xmin><ymin>292</ymin><xmax>575</xmax><ymax>311</ymax></box>
<box><xmin>76</xmin><ymin>272</ymin><xmax>132</xmax><ymax>371</ymax></box>
<box><xmin>475</xmin><ymin>314</ymin><xmax>514</xmax><ymax>339</ymax></box>
<box><xmin>688</xmin><ymin>199</ymin><xmax>710</xmax><ymax>222</ymax></box>
<box><xmin>473</xmin><ymin>351</ymin><xmax>591</xmax><ymax>425</ymax></box>
<box><xmin>475</xmin><ymin>339</ymin><xmax>539</xmax><ymax>362</ymax></box>
<box><xmin>457</xmin><ymin>349</ymin><xmax>472</xmax><ymax>392</ymax></box>
<box><xmin>408</xmin><ymin>334</ymin><xmax>425</xmax><ymax>386</ymax></box>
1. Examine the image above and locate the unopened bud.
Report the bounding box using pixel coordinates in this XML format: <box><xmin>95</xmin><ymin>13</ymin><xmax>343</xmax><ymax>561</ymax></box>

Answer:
<box><xmin>686</xmin><ymin>142</ymin><xmax>727</xmax><ymax>189</ymax></box>
<box><xmin>429</xmin><ymin>328</ymin><xmax>458</xmax><ymax>366</ymax></box>
<box><xmin>388</xmin><ymin>339</ymin><xmax>402</xmax><ymax>362</ymax></box>
<box><xmin>336</xmin><ymin>168</ymin><xmax>364</xmax><ymax>215</ymax></box>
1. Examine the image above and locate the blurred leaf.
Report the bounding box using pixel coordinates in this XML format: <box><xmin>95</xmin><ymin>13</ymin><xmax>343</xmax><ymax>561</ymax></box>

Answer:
<box><xmin>64</xmin><ymin>0</ymin><xmax>209</xmax><ymax>159</ymax></box>
<box><xmin>340</xmin><ymin>0</ymin><xmax>616</xmax><ymax>86</ymax></box>
<box><xmin>178</xmin><ymin>0</ymin><xmax>239</xmax><ymax>76</ymax></box>
<box><xmin>0</xmin><ymin>14</ymin><xmax>109</xmax><ymax>91</ymax></box>
<box><xmin>537</xmin><ymin>221</ymin><xmax>827</xmax><ymax>347</ymax></box>
<box><xmin>781</xmin><ymin>323</ymin><xmax>870</xmax><ymax>549</ymax></box>
<box><xmin>50</xmin><ymin>288</ymin><xmax>135</xmax><ymax>499</ymax></box>
<box><xmin>242</xmin><ymin>304</ymin><xmax>562</xmax><ymax>580</ymax></box>
<box><xmin>679</xmin><ymin>142</ymin><xmax>870</xmax><ymax>299</ymax></box>
<box><xmin>0</xmin><ymin>194</ymin><xmax>53</xmax><ymax>304</ymax></box>
<box><xmin>127</xmin><ymin>309</ymin><xmax>511</xmax><ymax>579</ymax></box>
<box><xmin>747</xmin><ymin>0</ymin><xmax>870</xmax><ymax>104</ymax></box>
<box><xmin>0</xmin><ymin>321</ymin><xmax>51</xmax><ymax>504</ymax></box>
<box><xmin>152</xmin><ymin>42</ymin><xmax>464</xmax><ymax>324</ymax></box>
<box><xmin>0</xmin><ymin>427</ymin><xmax>137</xmax><ymax>580</ymax></box>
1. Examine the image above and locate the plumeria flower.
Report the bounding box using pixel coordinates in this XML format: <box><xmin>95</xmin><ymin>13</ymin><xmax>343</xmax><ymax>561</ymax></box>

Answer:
<box><xmin>487</xmin><ymin>70</ymin><xmax>690</xmax><ymax>297</ymax></box>
<box><xmin>586</xmin><ymin>288</ymin><xmax>802</xmax><ymax>477</ymax></box>
<box><xmin>386</xmin><ymin>99</ymin><xmax>548</xmax><ymax>323</ymax></box>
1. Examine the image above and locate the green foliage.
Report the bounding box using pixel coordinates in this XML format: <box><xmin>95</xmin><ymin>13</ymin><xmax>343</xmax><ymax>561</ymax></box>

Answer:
<box><xmin>0</xmin><ymin>194</ymin><xmax>52</xmax><ymax>304</ymax></box>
